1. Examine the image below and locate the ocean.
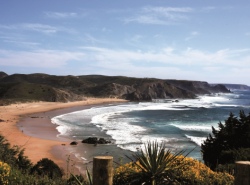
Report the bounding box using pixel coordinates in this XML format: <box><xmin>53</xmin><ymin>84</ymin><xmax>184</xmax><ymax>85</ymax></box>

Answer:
<box><xmin>51</xmin><ymin>90</ymin><xmax>250</xmax><ymax>169</ymax></box>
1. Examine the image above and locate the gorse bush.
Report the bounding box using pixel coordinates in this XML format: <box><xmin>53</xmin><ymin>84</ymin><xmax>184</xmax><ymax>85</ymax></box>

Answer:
<box><xmin>114</xmin><ymin>141</ymin><xmax>186</xmax><ymax>185</ymax></box>
<box><xmin>0</xmin><ymin>161</ymin><xmax>10</xmax><ymax>185</ymax></box>
<box><xmin>171</xmin><ymin>156</ymin><xmax>234</xmax><ymax>184</ymax></box>
<box><xmin>114</xmin><ymin>141</ymin><xmax>234</xmax><ymax>185</ymax></box>
<box><xmin>114</xmin><ymin>155</ymin><xmax>234</xmax><ymax>185</ymax></box>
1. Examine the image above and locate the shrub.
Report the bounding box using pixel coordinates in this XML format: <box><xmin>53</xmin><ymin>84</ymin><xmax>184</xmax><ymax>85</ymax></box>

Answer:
<box><xmin>8</xmin><ymin>167</ymin><xmax>66</xmax><ymax>184</ymax></box>
<box><xmin>114</xmin><ymin>141</ymin><xmax>186</xmax><ymax>185</ymax></box>
<box><xmin>0</xmin><ymin>135</ymin><xmax>32</xmax><ymax>171</ymax></box>
<box><xmin>30</xmin><ymin>158</ymin><xmax>63</xmax><ymax>179</ymax></box>
<box><xmin>0</xmin><ymin>161</ymin><xmax>11</xmax><ymax>185</ymax></box>
<box><xmin>114</xmin><ymin>156</ymin><xmax>234</xmax><ymax>185</ymax></box>
<box><xmin>171</xmin><ymin>156</ymin><xmax>234</xmax><ymax>184</ymax></box>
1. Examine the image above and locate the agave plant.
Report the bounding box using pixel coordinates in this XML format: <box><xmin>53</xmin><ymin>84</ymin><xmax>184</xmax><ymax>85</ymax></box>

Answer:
<box><xmin>128</xmin><ymin>141</ymin><xmax>186</xmax><ymax>185</ymax></box>
<box><xmin>70</xmin><ymin>168</ymin><xmax>93</xmax><ymax>185</ymax></box>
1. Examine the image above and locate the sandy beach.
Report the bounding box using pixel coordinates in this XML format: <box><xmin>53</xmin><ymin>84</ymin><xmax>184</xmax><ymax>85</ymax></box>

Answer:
<box><xmin>0</xmin><ymin>98</ymin><xmax>128</xmax><ymax>174</ymax></box>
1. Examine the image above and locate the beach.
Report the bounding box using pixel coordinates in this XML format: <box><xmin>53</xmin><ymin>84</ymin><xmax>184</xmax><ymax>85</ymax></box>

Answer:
<box><xmin>0</xmin><ymin>98</ymin><xmax>128</xmax><ymax>174</ymax></box>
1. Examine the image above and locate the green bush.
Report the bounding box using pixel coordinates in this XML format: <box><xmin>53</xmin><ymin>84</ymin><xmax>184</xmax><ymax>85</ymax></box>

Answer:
<box><xmin>0</xmin><ymin>135</ymin><xmax>32</xmax><ymax>171</ymax></box>
<box><xmin>30</xmin><ymin>158</ymin><xmax>64</xmax><ymax>179</ymax></box>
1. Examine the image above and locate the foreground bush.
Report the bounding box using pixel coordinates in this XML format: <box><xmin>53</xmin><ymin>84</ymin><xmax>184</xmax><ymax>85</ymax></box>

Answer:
<box><xmin>0</xmin><ymin>161</ymin><xmax>10</xmax><ymax>185</ymax></box>
<box><xmin>30</xmin><ymin>158</ymin><xmax>63</xmax><ymax>179</ymax></box>
<box><xmin>172</xmin><ymin>156</ymin><xmax>234</xmax><ymax>184</ymax></box>
<box><xmin>114</xmin><ymin>142</ymin><xmax>234</xmax><ymax>185</ymax></box>
<box><xmin>0</xmin><ymin>135</ymin><xmax>32</xmax><ymax>171</ymax></box>
<box><xmin>114</xmin><ymin>141</ymin><xmax>187</xmax><ymax>185</ymax></box>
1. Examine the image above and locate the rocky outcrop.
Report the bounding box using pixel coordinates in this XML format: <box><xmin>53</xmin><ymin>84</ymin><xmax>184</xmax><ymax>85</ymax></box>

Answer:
<box><xmin>70</xmin><ymin>141</ymin><xmax>78</xmax><ymax>145</ymax></box>
<box><xmin>123</xmin><ymin>81</ymin><xmax>196</xmax><ymax>101</ymax></box>
<box><xmin>166</xmin><ymin>80</ymin><xmax>231</xmax><ymax>94</ymax></box>
<box><xmin>82</xmin><ymin>137</ymin><xmax>111</xmax><ymax>144</ymax></box>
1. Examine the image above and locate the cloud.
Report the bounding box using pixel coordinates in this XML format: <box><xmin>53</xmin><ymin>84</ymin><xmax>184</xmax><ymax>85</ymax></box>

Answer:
<box><xmin>200</xmin><ymin>6</ymin><xmax>216</xmax><ymax>12</ymax></box>
<box><xmin>2</xmin><ymin>47</ymin><xmax>249</xmax><ymax>69</ymax></box>
<box><xmin>80</xmin><ymin>46</ymin><xmax>250</xmax><ymax>68</ymax></box>
<box><xmin>185</xmin><ymin>31</ymin><xmax>199</xmax><ymax>41</ymax></box>
<box><xmin>1</xmin><ymin>47</ymin><xmax>250</xmax><ymax>83</ymax></box>
<box><xmin>0</xmin><ymin>23</ymin><xmax>76</xmax><ymax>35</ymax></box>
<box><xmin>124</xmin><ymin>6</ymin><xmax>193</xmax><ymax>25</ymax></box>
<box><xmin>0</xmin><ymin>23</ymin><xmax>58</xmax><ymax>34</ymax></box>
<box><xmin>44</xmin><ymin>12</ymin><xmax>78</xmax><ymax>19</ymax></box>
<box><xmin>22</xmin><ymin>23</ymin><xmax>58</xmax><ymax>34</ymax></box>
<box><xmin>0</xmin><ymin>49</ymin><xmax>85</xmax><ymax>68</ymax></box>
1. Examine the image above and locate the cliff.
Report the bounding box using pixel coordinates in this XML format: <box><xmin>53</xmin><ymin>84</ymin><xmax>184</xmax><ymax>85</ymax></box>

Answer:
<box><xmin>222</xmin><ymin>84</ymin><xmax>250</xmax><ymax>90</ymax></box>
<box><xmin>0</xmin><ymin>72</ymin><xmax>230</xmax><ymax>104</ymax></box>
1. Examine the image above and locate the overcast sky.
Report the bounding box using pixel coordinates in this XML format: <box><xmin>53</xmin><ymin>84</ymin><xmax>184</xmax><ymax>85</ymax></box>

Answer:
<box><xmin>1</xmin><ymin>1</ymin><xmax>250</xmax><ymax>85</ymax></box>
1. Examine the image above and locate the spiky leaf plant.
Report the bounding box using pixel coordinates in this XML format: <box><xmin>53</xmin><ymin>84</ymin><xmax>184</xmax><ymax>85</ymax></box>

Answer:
<box><xmin>127</xmin><ymin>141</ymin><xmax>186</xmax><ymax>185</ymax></box>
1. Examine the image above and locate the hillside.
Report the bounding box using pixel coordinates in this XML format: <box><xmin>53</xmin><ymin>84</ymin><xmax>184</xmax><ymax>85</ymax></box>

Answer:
<box><xmin>223</xmin><ymin>84</ymin><xmax>250</xmax><ymax>90</ymax></box>
<box><xmin>0</xmin><ymin>72</ymin><xmax>231</xmax><ymax>104</ymax></box>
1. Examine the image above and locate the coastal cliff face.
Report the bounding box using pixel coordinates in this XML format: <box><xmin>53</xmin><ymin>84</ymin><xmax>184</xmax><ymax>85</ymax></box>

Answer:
<box><xmin>223</xmin><ymin>84</ymin><xmax>250</xmax><ymax>90</ymax></box>
<box><xmin>0</xmin><ymin>72</ymin><xmax>231</xmax><ymax>103</ymax></box>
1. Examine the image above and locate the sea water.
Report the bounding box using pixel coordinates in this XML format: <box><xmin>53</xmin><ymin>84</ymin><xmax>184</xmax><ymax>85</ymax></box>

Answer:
<box><xmin>51</xmin><ymin>90</ymin><xmax>250</xmax><ymax>165</ymax></box>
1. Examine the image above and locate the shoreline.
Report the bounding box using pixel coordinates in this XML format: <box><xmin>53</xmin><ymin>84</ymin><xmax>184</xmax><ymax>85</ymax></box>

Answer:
<box><xmin>0</xmin><ymin>98</ymin><xmax>128</xmax><ymax>174</ymax></box>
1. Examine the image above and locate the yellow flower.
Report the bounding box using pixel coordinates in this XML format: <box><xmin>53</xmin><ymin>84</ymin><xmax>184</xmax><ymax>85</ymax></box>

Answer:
<box><xmin>0</xmin><ymin>161</ymin><xmax>11</xmax><ymax>185</ymax></box>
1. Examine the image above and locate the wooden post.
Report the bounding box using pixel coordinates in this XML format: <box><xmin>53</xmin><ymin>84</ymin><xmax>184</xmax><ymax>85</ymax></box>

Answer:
<box><xmin>93</xmin><ymin>156</ymin><xmax>113</xmax><ymax>185</ymax></box>
<box><xmin>235</xmin><ymin>161</ymin><xmax>250</xmax><ymax>185</ymax></box>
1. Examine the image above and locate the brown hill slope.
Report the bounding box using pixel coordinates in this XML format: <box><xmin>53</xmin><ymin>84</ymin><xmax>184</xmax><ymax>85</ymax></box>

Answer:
<box><xmin>0</xmin><ymin>73</ymin><xmax>230</xmax><ymax>104</ymax></box>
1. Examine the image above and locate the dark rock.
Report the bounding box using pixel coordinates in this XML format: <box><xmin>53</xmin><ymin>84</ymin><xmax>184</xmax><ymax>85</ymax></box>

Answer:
<box><xmin>99</xmin><ymin>138</ymin><xmax>111</xmax><ymax>144</ymax></box>
<box><xmin>70</xmin><ymin>141</ymin><xmax>78</xmax><ymax>145</ymax></box>
<box><xmin>82</xmin><ymin>137</ymin><xmax>98</xmax><ymax>144</ymax></box>
<box><xmin>82</xmin><ymin>137</ymin><xmax>111</xmax><ymax>144</ymax></box>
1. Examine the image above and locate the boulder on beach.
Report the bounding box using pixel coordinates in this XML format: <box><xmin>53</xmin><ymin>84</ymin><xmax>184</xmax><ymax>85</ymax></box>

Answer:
<box><xmin>81</xmin><ymin>137</ymin><xmax>111</xmax><ymax>144</ymax></box>
<box><xmin>70</xmin><ymin>141</ymin><xmax>78</xmax><ymax>145</ymax></box>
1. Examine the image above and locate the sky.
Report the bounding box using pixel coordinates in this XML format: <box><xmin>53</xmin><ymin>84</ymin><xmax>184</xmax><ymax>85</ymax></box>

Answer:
<box><xmin>0</xmin><ymin>1</ymin><xmax>250</xmax><ymax>85</ymax></box>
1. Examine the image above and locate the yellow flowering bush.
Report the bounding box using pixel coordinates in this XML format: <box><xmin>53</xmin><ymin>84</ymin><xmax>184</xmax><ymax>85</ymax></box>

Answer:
<box><xmin>114</xmin><ymin>155</ymin><xmax>234</xmax><ymax>185</ymax></box>
<box><xmin>172</xmin><ymin>156</ymin><xmax>234</xmax><ymax>184</ymax></box>
<box><xmin>0</xmin><ymin>161</ymin><xmax>11</xmax><ymax>185</ymax></box>
<box><xmin>114</xmin><ymin>161</ymin><xmax>142</xmax><ymax>184</ymax></box>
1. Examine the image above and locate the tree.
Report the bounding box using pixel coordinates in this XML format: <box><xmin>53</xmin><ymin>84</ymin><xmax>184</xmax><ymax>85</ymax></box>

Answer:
<box><xmin>201</xmin><ymin>111</ymin><xmax>250</xmax><ymax>170</ymax></box>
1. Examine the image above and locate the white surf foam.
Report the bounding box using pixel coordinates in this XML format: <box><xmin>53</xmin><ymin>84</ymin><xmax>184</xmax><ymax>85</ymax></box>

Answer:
<box><xmin>185</xmin><ymin>135</ymin><xmax>207</xmax><ymax>146</ymax></box>
<box><xmin>170</xmin><ymin>124</ymin><xmax>213</xmax><ymax>132</ymax></box>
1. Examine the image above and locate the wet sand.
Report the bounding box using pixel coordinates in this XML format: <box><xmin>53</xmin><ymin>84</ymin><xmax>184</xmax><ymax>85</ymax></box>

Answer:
<box><xmin>0</xmin><ymin>98</ymin><xmax>128</xmax><ymax>174</ymax></box>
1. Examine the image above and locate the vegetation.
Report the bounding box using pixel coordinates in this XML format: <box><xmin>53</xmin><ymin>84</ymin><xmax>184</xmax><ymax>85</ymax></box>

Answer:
<box><xmin>0</xmin><ymin>161</ymin><xmax>10</xmax><ymax>185</ymax></box>
<box><xmin>201</xmin><ymin>111</ymin><xmax>250</xmax><ymax>170</ymax></box>
<box><xmin>0</xmin><ymin>133</ymin><xmax>235</xmax><ymax>185</ymax></box>
<box><xmin>30</xmin><ymin>158</ymin><xmax>64</xmax><ymax>179</ymax></box>
<box><xmin>0</xmin><ymin>134</ymin><xmax>84</xmax><ymax>184</ymax></box>
<box><xmin>114</xmin><ymin>141</ymin><xmax>234</xmax><ymax>185</ymax></box>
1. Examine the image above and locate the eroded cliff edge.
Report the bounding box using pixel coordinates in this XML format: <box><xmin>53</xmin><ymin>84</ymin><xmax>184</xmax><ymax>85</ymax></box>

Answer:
<box><xmin>0</xmin><ymin>72</ymin><xmax>230</xmax><ymax>103</ymax></box>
